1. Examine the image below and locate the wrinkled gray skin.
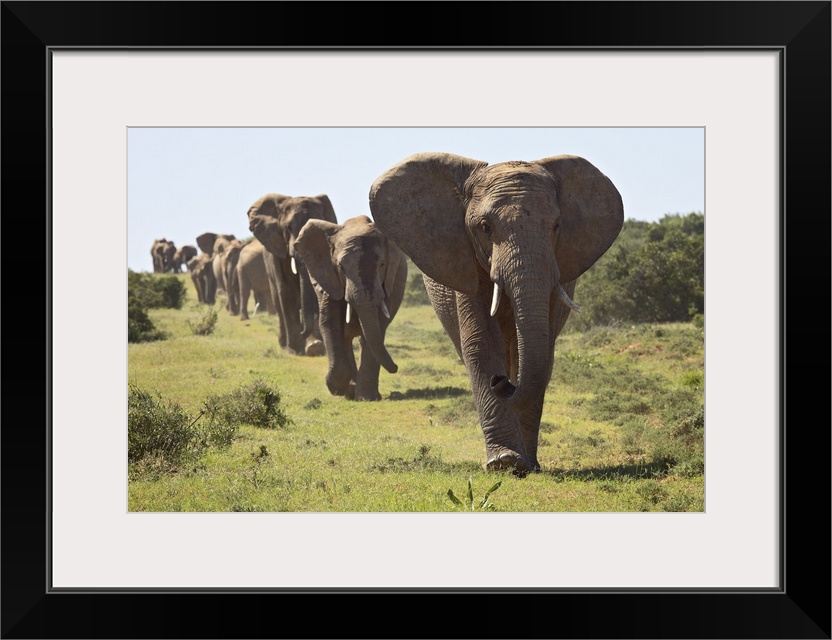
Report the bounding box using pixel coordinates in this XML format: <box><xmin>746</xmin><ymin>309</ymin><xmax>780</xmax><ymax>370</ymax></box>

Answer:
<box><xmin>247</xmin><ymin>193</ymin><xmax>336</xmax><ymax>356</ymax></box>
<box><xmin>187</xmin><ymin>253</ymin><xmax>216</xmax><ymax>304</ymax></box>
<box><xmin>151</xmin><ymin>238</ymin><xmax>176</xmax><ymax>273</ymax></box>
<box><xmin>173</xmin><ymin>245</ymin><xmax>198</xmax><ymax>273</ymax></box>
<box><xmin>294</xmin><ymin>215</ymin><xmax>407</xmax><ymax>401</ymax></box>
<box><xmin>237</xmin><ymin>238</ymin><xmax>277</xmax><ymax>321</ymax></box>
<box><xmin>370</xmin><ymin>152</ymin><xmax>623</xmax><ymax>474</ymax></box>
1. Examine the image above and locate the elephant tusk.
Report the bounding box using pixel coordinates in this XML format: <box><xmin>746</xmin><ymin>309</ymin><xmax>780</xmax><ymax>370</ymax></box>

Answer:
<box><xmin>490</xmin><ymin>282</ymin><xmax>501</xmax><ymax>317</ymax></box>
<box><xmin>381</xmin><ymin>299</ymin><xmax>391</xmax><ymax>319</ymax></box>
<box><xmin>555</xmin><ymin>281</ymin><xmax>583</xmax><ymax>313</ymax></box>
<box><xmin>345</xmin><ymin>303</ymin><xmax>351</xmax><ymax>324</ymax></box>
<box><xmin>290</xmin><ymin>256</ymin><xmax>298</xmax><ymax>275</ymax></box>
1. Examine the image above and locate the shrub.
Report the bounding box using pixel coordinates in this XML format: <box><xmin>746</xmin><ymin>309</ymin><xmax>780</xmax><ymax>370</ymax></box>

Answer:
<box><xmin>128</xmin><ymin>293</ymin><xmax>166</xmax><ymax>343</ymax></box>
<box><xmin>128</xmin><ymin>384</ymin><xmax>206</xmax><ymax>465</ymax></box>
<box><xmin>203</xmin><ymin>378</ymin><xmax>291</xmax><ymax>431</ymax></box>
<box><xmin>403</xmin><ymin>270</ymin><xmax>430</xmax><ymax>306</ymax></box>
<box><xmin>128</xmin><ymin>270</ymin><xmax>187</xmax><ymax>309</ymax></box>
<box><xmin>188</xmin><ymin>306</ymin><xmax>219</xmax><ymax>336</ymax></box>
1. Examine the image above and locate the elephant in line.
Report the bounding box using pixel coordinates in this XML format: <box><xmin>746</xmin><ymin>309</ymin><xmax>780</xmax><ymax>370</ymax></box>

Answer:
<box><xmin>151</xmin><ymin>238</ymin><xmax>176</xmax><ymax>273</ymax></box>
<box><xmin>173</xmin><ymin>244</ymin><xmax>198</xmax><ymax>273</ymax></box>
<box><xmin>187</xmin><ymin>253</ymin><xmax>217</xmax><ymax>304</ymax></box>
<box><xmin>197</xmin><ymin>233</ymin><xmax>237</xmax><ymax>297</ymax></box>
<box><xmin>294</xmin><ymin>215</ymin><xmax>407</xmax><ymax>401</ymax></box>
<box><xmin>247</xmin><ymin>193</ymin><xmax>335</xmax><ymax>357</ymax></box>
<box><xmin>236</xmin><ymin>238</ymin><xmax>277</xmax><ymax>321</ymax></box>
<box><xmin>370</xmin><ymin>152</ymin><xmax>623</xmax><ymax>474</ymax></box>
<box><xmin>215</xmin><ymin>238</ymin><xmax>245</xmax><ymax>316</ymax></box>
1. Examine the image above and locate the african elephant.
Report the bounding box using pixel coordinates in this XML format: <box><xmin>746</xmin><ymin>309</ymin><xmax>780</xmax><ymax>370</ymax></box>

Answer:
<box><xmin>369</xmin><ymin>152</ymin><xmax>623</xmax><ymax>474</ymax></box>
<box><xmin>151</xmin><ymin>238</ymin><xmax>176</xmax><ymax>273</ymax></box>
<box><xmin>187</xmin><ymin>253</ymin><xmax>217</xmax><ymax>304</ymax></box>
<box><xmin>294</xmin><ymin>215</ymin><xmax>407</xmax><ymax>401</ymax></box>
<box><xmin>215</xmin><ymin>238</ymin><xmax>244</xmax><ymax>315</ymax></box>
<box><xmin>247</xmin><ymin>193</ymin><xmax>336</xmax><ymax>356</ymax></box>
<box><xmin>237</xmin><ymin>238</ymin><xmax>277</xmax><ymax>321</ymax></box>
<box><xmin>173</xmin><ymin>245</ymin><xmax>198</xmax><ymax>273</ymax></box>
<box><xmin>199</xmin><ymin>233</ymin><xmax>236</xmax><ymax>296</ymax></box>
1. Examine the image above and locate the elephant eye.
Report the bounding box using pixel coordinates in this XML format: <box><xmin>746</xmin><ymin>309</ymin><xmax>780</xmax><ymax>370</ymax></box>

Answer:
<box><xmin>480</xmin><ymin>220</ymin><xmax>492</xmax><ymax>238</ymax></box>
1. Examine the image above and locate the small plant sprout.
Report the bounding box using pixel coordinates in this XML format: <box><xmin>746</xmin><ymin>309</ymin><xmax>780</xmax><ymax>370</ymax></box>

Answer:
<box><xmin>447</xmin><ymin>477</ymin><xmax>502</xmax><ymax>511</ymax></box>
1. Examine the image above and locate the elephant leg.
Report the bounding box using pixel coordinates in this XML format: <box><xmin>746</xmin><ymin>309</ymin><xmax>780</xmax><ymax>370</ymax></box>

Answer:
<box><xmin>355</xmin><ymin>334</ymin><xmax>382</xmax><ymax>401</ymax></box>
<box><xmin>454</xmin><ymin>284</ymin><xmax>530</xmax><ymax>474</ymax></box>
<box><xmin>424</xmin><ymin>275</ymin><xmax>463</xmax><ymax>361</ymax></box>
<box><xmin>239</xmin><ymin>278</ymin><xmax>251</xmax><ymax>320</ymax></box>
<box><xmin>271</xmin><ymin>257</ymin><xmax>304</xmax><ymax>354</ymax></box>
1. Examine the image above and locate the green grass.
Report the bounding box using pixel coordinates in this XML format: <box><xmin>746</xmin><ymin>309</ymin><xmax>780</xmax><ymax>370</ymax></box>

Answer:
<box><xmin>128</xmin><ymin>273</ymin><xmax>704</xmax><ymax>512</ymax></box>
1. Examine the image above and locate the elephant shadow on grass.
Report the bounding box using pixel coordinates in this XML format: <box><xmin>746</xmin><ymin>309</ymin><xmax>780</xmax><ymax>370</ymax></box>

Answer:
<box><xmin>540</xmin><ymin>461</ymin><xmax>670</xmax><ymax>481</ymax></box>
<box><xmin>386</xmin><ymin>386</ymin><xmax>470</xmax><ymax>401</ymax></box>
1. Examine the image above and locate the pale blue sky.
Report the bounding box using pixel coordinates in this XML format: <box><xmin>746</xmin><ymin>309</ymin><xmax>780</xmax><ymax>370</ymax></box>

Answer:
<box><xmin>127</xmin><ymin>127</ymin><xmax>704</xmax><ymax>272</ymax></box>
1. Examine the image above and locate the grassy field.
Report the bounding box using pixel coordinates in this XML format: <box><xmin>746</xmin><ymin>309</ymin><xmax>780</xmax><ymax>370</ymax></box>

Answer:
<box><xmin>128</xmin><ymin>273</ymin><xmax>704</xmax><ymax>512</ymax></box>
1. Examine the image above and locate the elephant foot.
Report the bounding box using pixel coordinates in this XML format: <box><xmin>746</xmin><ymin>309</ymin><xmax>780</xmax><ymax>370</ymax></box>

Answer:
<box><xmin>305</xmin><ymin>338</ymin><xmax>325</xmax><ymax>357</ymax></box>
<box><xmin>485</xmin><ymin>451</ymin><xmax>531</xmax><ymax>477</ymax></box>
<box><xmin>354</xmin><ymin>390</ymin><xmax>381</xmax><ymax>402</ymax></box>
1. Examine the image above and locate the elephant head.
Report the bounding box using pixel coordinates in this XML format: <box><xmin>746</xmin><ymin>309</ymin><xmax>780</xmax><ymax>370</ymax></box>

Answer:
<box><xmin>369</xmin><ymin>152</ymin><xmax>623</xmax><ymax>472</ymax></box>
<box><xmin>247</xmin><ymin>193</ymin><xmax>337</xmax><ymax>356</ymax></box>
<box><xmin>294</xmin><ymin>215</ymin><xmax>407</xmax><ymax>399</ymax></box>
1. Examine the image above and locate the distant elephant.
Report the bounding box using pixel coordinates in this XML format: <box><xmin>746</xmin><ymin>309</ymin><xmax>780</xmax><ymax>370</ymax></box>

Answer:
<box><xmin>218</xmin><ymin>238</ymin><xmax>245</xmax><ymax>315</ymax></box>
<box><xmin>294</xmin><ymin>215</ymin><xmax>407</xmax><ymax>401</ymax></box>
<box><xmin>173</xmin><ymin>245</ymin><xmax>198</xmax><ymax>273</ymax></box>
<box><xmin>236</xmin><ymin>238</ymin><xmax>277</xmax><ymax>321</ymax></box>
<box><xmin>151</xmin><ymin>238</ymin><xmax>176</xmax><ymax>273</ymax></box>
<box><xmin>370</xmin><ymin>152</ymin><xmax>623</xmax><ymax>474</ymax></box>
<box><xmin>187</xmin><ymin>253</ymin><xmax>217</xmax><ymax>304</ymax></box>
<box><xmin>247</xmin><ymin>193</ymin><xmax>335</xmax><ymax>356</ymax></box>
<box><xmin>200</xmin><ymin>233</ymin><xmax>237</xmax><ymax>296</ymax></box>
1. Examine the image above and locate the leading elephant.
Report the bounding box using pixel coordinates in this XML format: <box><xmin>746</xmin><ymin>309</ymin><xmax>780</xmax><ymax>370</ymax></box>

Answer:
<box><xmin>151</xmin><ymin>238</ymin><xmax>176</xmax><ymax>273</ymax></box>
<box><xmin>247</xmin><ymin>193</ymin><xmax>335</xmax><ymax>356</ymax></box>
<box><xmin>294</xmin><ymin>215</ymin><xmax>407</xmax><ymax>401</ymax></box>
<box><xmin>369</xmin><ymin>152</ymin><xmax>623</xmax><ymax>474</ymax></box>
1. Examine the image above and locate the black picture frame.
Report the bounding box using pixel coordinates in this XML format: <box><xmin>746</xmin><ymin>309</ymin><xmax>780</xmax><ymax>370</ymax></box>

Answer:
<box><xmin>2</xmin><ymin>2</ymin><xmax>829</xmax><ymax>638</ymax></box>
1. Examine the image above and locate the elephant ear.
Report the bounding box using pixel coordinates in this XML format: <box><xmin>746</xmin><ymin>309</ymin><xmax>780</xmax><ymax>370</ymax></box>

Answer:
<box><xmin>294</xmin><ymin>219</ymin><xmax>344</xmax><ymax>300</ymax></box>
<box><xmin>312</xmin><ymin>194</ymin><xmax>338</xmax><ymax>223</ymax></box>
<box><xmin>369</xmin><ymin>152</ymin><xmax>487</xmax><ymax>295</ymax></box>
<box><xmin>196</xmin><ymin>232</ymin><xmax>217</xmax><ymax>256</ymax></box>
<box><xmin>535</xmin><ymin>155</ymin><xmax>624</xmax><ymax>283</ymax></box>
<box><xmin>248</xmin><ymin>193</ymin><xmax>291</xmax><ymax>259</ymax></box>
<box><xmin>383</xmin><ymin>238</ymin><xmax>404</xmax><ymax>299</ymax></box>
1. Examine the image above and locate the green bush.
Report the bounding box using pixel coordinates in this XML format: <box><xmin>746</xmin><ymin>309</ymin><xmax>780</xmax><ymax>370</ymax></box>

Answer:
<box><xmin>188</xmin><ymin>306</ymin><xmax>219</xmax><ymax>336</ymax></box>
<box><xmin>565</xmin><ymin>212</ymin><xmax>704</xmax><ymax>331</ymax></box>
<box><xmin>128</xmin><ymin>384</ymin><xmax>206</xmax><ymax>465</ymax></box>
<box><xmin>128</xmin><ymin>293</ymin><xmax>166</xmax><ymax>343</ymax></box>
<box><xmin>128</xmin><ymin>270</ymin><xmax>187</xmax><ymax>309</ymax></box>
<box><xmin>203</xmin><ymin>378</ymin><xmax>291</xmax><ymax>431</ymax></box>
<box><xmin>400</xmin><ymin>256</ymin><xmax>430</xmax><ymax>307</ymax></box>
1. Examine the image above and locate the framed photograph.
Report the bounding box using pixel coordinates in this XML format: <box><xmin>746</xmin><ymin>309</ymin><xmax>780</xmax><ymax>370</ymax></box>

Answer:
<box><xmin>4</xmin><ymin>2</ymin><xmax>829</xmax><ymax>638</ymax></box>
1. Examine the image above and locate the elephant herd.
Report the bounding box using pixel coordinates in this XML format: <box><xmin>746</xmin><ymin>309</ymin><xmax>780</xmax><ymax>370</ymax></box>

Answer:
<box><xmin>149</xmin><ymin>152</ymin><xmax>624</xmax><ymax>475</ymax></box>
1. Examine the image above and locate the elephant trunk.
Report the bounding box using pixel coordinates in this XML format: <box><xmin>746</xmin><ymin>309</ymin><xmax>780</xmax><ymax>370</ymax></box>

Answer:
<box><xmin>296</xmin><ymin>257</ymin><xmax>320</xmax><ymax>339</ymax></box>
<box><xmin>489</xmin><ymin>254</ymin><xmax>554</xmax><ymax>412</ymax></box>
<box><xmin>347</xmin><ymin>281</ymin><xmax>397</xmax><ymax>374</ymax></box>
